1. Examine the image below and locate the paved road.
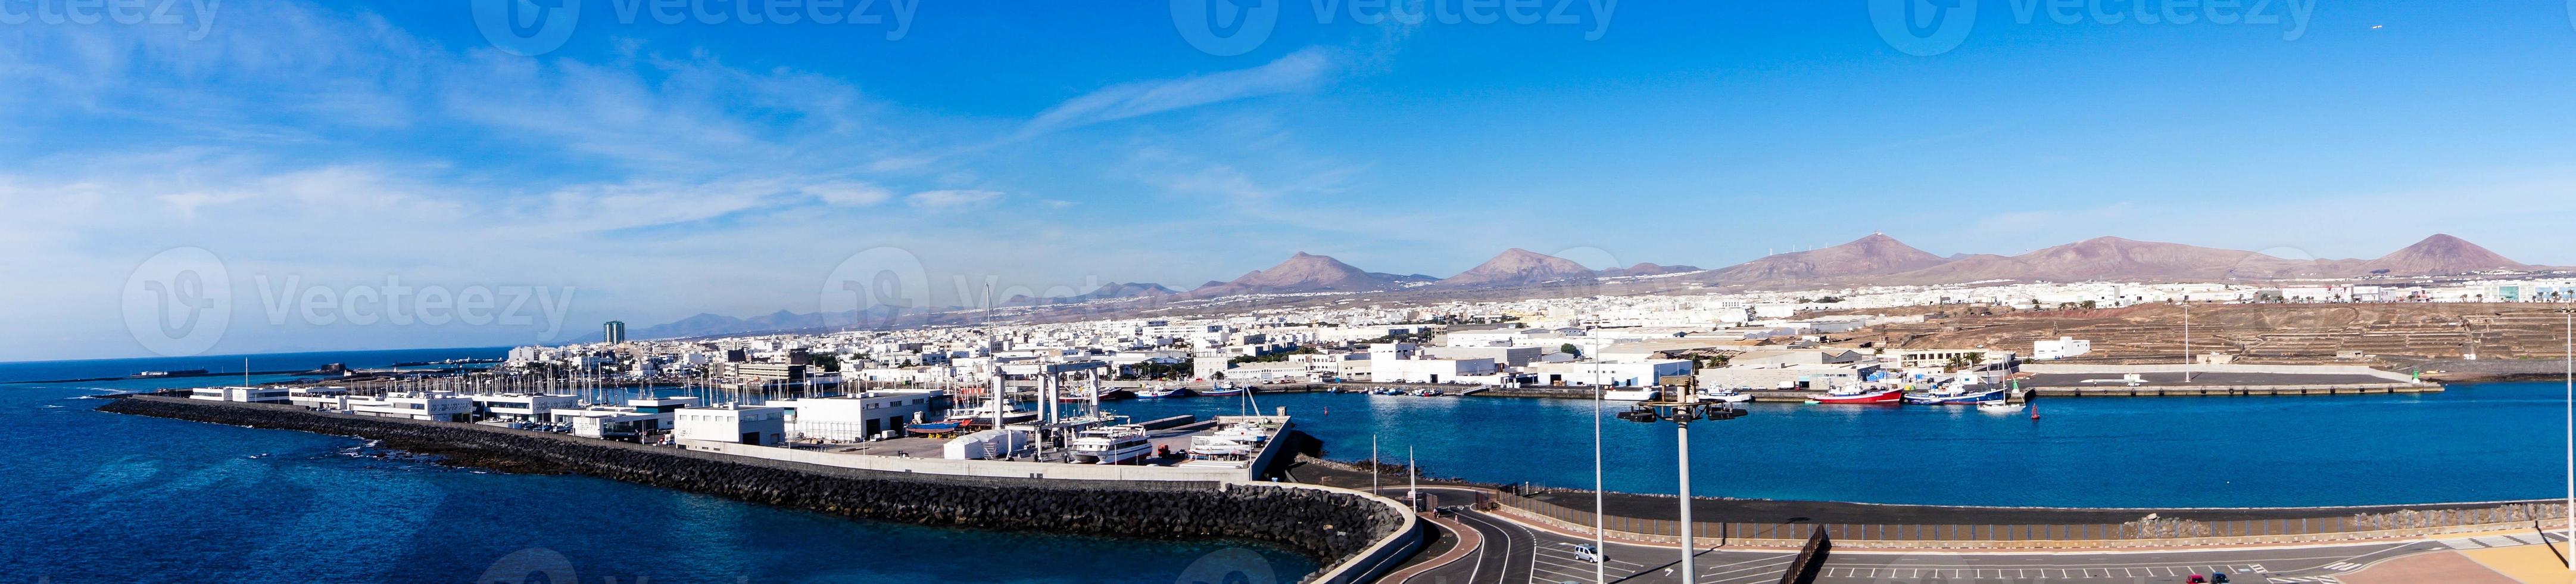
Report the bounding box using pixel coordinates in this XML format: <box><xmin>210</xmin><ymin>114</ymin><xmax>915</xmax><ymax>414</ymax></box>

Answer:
<box><xmin>1375</xmin><ymin>486</ymin><xmax>2555</xmax><ymax>584</ymax></box>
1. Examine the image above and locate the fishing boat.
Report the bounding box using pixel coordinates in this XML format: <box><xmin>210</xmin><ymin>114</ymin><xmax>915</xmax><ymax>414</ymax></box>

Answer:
<box><xmin>1805</xmin><ymin>384</ymin><xmax>1905</xmax><ymax>404</ymax></box>
<box><xmin>1194</xmin><ymin>383</ymin><xmax>1248</xmax><ymax>397</ymax></box>
<box><xmin>1133</xmin><ymin>385</ymin><xmax>1186</xmax><ymax>399</ymax></box>
<box><xmin>1067</xmin><ymin>425</ymin><xmax>1156</xmax><ymax>464</ymax></box>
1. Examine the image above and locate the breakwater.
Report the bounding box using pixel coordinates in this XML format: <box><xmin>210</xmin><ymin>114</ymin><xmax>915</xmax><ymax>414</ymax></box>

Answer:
<box><xmin>96</xmin><ymin>395</ymin><xmax>1418</xmax><ymax>583</ymax></box>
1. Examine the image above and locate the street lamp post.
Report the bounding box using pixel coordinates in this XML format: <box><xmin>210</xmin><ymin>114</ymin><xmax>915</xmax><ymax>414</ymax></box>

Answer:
<box><xmin>2561</xmin><ymin>307</ymin><xmax>2574</xmax><ymax>567</ymax></box>
<box><xmin>1617</xmin><ymin>389</ymin><xmax>1750</xmax><ymax>584</ymax></box>
<box><xmin>1594</xmin><ymin>386</ymin><xmax>1607</xmax><ymax>584</ymax></box>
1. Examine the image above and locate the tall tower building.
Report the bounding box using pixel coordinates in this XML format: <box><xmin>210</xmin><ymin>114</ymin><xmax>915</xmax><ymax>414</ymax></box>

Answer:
<box><xmin>603</xmin><ymin>321</ymin><xmax>626</xmax><ymax>344</ymax></box>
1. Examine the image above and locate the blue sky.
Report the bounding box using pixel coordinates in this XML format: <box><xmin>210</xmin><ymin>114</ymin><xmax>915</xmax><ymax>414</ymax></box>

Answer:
<box><xmin>7</xmin><ymin>1</ymin><xmax>2576</xmax><ymax>359</ymax></box>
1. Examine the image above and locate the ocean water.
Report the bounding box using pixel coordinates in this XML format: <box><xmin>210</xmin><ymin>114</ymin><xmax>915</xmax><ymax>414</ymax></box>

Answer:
<box><xmin>0</xmin><ymin>349</ymin><xmax>1316</xmax><ymax>583</ymax></box>
<box><xmin>1109</xmin><ymin>384</ymin><xmax>2570</xmax><ymax>508</ymax></box>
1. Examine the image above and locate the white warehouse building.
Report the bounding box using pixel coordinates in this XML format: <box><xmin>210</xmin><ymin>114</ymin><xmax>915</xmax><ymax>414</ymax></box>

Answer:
<box><xmin>2033</xmin><ymin>337</ymin><xmax>2092</xmax><ymax>361</ymax></box>
<box><xmin>675</xmin><ymin>404</ymin><xmax>788</xmax><ymax>447</ymax></box>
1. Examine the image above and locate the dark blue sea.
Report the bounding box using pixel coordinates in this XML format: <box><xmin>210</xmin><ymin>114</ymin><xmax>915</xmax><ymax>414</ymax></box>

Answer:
<box><xmin>0</xmin><ymin>349</ymin><xmax>1316</xmax><ymax>583</ymax></box>
<box><xmin>1110</xmin><ymin>384</ymin><xmax>2569</xmax><ymax>508</ymax></box>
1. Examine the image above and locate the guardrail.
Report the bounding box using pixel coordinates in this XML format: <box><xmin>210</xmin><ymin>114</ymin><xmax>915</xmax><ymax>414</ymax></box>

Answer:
<box><xmin>1493</xmin><ymin>491</ymin><xmax>2571</xmax><ymax>550</ymax></box>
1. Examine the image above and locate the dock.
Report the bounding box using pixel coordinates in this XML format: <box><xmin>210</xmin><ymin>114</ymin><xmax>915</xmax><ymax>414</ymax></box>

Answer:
<box><xmin>2016</xmin><ymin>365</ymin><xmax>2444</xmax><ymax>397</ymax></box>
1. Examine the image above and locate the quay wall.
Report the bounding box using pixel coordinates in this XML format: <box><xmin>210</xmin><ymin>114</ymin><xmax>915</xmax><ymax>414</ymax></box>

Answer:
<box><xmin>2029</xmin><ymin>384</ymin><xmax>2434</xmax><ymax>397</ymax></box>
<box><xmin>2017</xmin><ymin>363</ymin><xmax>2424</xmax><ymax>383</ymax></box>
<box><xmin>96</xmin><ymin>396</ymin><xmax>1420</xmax><ymax>584</ymax></box>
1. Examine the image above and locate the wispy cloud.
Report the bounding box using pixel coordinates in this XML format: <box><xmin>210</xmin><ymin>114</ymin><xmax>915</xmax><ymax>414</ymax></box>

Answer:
<box><xmin>1021</xmin><ymin>48</ymin><xmax>1339</xmax><ymax>137</ymax></box>
<box><xmin>804</xmin><ymin>181</ymin><xmax>895</xmax><ymax>207</ymax></box>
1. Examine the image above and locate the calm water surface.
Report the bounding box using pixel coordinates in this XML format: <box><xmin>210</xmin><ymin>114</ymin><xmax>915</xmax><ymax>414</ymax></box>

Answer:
<box><xmin>1111</xmin><ymin>383</ymin><xmax>2566</xmax><ymax>508</ymax></box>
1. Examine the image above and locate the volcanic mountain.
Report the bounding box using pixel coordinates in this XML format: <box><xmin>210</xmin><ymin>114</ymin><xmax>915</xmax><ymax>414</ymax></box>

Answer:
<box><xmin>1437</xmin><ymin>248</ymin><xmax>1596</xmax><ymax>287</ymax></box>
<box><xmin>1184</xmin><ymin>252</ymin><xmax>1418</xmax><ymax>297</ymax></box>
<box><xmin>1877</xmin><ymin>237</ymin><xmax>2328</xmax><ymax>284</ymax></box>
<box><xmin>2358</xmin><ymin>234</ymin><xmax>2530</xmax><ymax>275</ymax></box>
<box><xmin>1006</xmin><ymin>282</ymin><xmax>1177</xmax><ymax>305</ymax></box>
<box><xmin>1706</xmin><ymin>234</ymin><xmax>1951</xmax><ymax>284</ymax></box>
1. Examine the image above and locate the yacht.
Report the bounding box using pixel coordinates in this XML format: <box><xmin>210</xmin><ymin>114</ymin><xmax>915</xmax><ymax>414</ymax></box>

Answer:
<box><xmin>1067</xmin><ymin>425</ymin><xmax>1155</xmax><ymax>464</ymax></box>
<box><xmin>944</xmin><ymin>403</ymin><xmax>1040</xmax><ymax>427</ymax></box>
<box><xmin>1697</xmin><ymin>387</ymin><xmax>1754</xmax><ymax>403</ymax></box>
<box><xmin>1186</xmin><ymin>434</ymin><xmax>1257</xmax><ymax>457</ymax></box>
<box><xmin>1600</xmin><ymin>387</ymin><xmax>1659</xmax><ymax>401</ymax></box>
<box><xmin>1903</xmin><ymin>386</ymin><xmax>2007</xmax><ymax>405</ymax></box>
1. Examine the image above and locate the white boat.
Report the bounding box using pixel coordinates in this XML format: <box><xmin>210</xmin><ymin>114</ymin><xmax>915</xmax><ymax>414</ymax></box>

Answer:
<box><xmin>1979</xmin><ymin>400</ymin><xmax>2022</xmax><ymax>414</ymax></box>
<box><xmin>1068</xmin><ymin>425</ymin><xmax>1155</xmax><ymax>464</ymax></box>
<box><xmin>1186</xmin><ymin>434</ymin><xmax>1257</xmax><ymax>457</ymax></box>
<box><xmin>1601</xmin><ymin>387</ymin><xmax>1659</xmax><ymax>401</ymax></box>
<box><xmin>1697</xmin><ymin>388</ymin><xmax>1753</xmax><ymax>403</ymax></box>
<box><xmin>944</xmin><ymin>403</ymin><xmax>1040</xmax><ymax>427</ymax></box>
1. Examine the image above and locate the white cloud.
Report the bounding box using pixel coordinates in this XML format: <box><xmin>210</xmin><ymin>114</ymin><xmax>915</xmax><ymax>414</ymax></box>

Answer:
<box><xmin>907</xmin><ymin>190</ymin><xmax>1003</xmax><ymax>210</ymax></box>
<box><xmin>804</xmin><ymin>181</ymin><xmax>895</xmax><ymax>207</ymax></box>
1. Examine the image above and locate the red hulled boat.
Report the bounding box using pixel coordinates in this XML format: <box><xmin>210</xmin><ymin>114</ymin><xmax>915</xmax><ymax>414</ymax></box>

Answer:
<box><xmin>1805</xmin><ymin>387</ymin><xmax>1905</xmax><ymax>404</ymax></box>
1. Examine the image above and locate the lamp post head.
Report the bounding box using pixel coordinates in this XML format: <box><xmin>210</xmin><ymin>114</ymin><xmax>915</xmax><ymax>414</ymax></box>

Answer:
<box><xmin>1620</xmin><ymin>399</ymin><xmax>1749</xmax><ymax>424</ymax></box>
